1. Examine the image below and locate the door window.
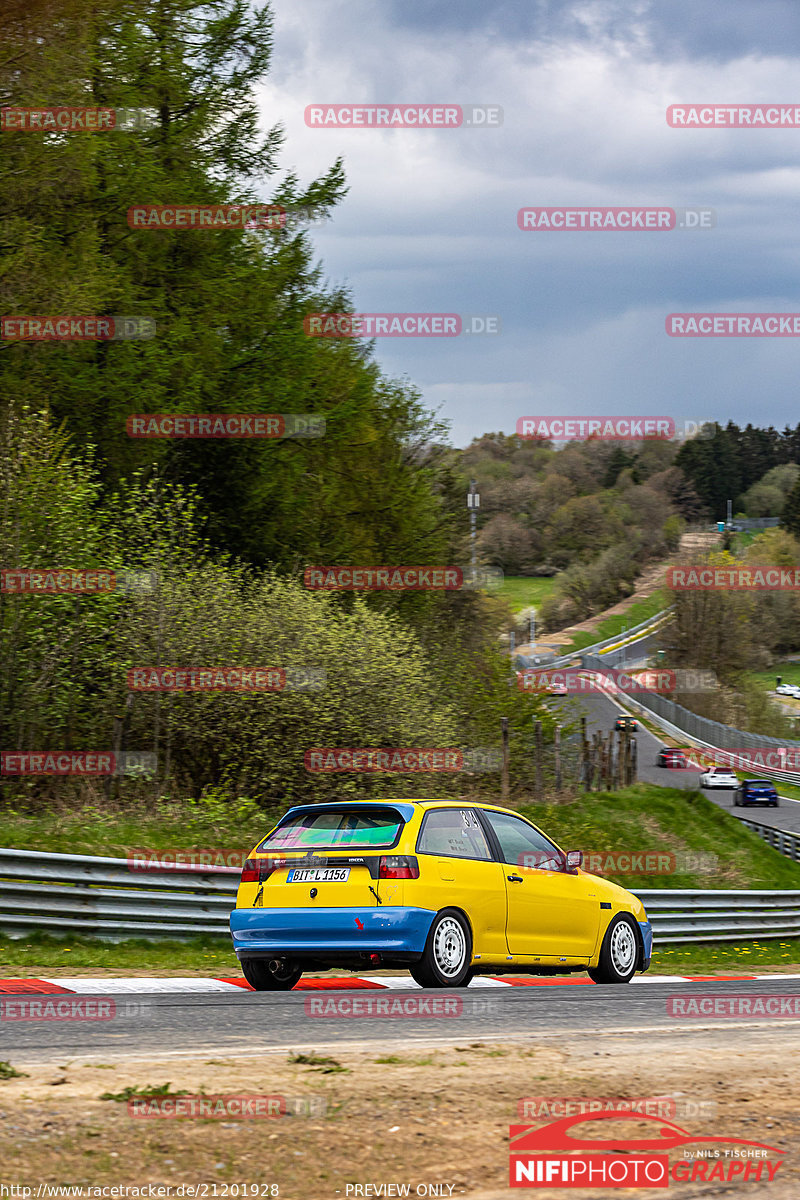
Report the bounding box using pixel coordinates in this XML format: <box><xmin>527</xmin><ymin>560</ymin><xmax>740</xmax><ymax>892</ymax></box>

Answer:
<box><xmin>417</xmin><ymin>808</ymin><xmax>492</xmax><ymax>860</ymax></box>
<box><xmin>482</xmin><ymin>810</ymin><xmax>565</xmax><ymax>871</ymax></box>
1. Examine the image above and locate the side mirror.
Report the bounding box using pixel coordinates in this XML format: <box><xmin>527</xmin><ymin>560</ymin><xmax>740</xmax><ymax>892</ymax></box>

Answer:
<box><xmin>566</xmin><ymin>850</ymin><xmax>582</xmax><ymax>872</ymax></box>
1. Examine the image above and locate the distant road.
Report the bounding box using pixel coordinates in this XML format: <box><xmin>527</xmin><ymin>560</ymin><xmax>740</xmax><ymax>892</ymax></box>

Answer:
<box><xmin>572</xmin><ymin>689</ymin><xmax>800</xmax><ymax>834</ymax></box>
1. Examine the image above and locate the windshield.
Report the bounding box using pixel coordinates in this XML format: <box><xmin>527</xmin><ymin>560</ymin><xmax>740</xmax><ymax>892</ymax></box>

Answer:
<box><xmin>257</xmin><ymin>807</ymin><xmax>405</xmax><ymax>851</ymax></box>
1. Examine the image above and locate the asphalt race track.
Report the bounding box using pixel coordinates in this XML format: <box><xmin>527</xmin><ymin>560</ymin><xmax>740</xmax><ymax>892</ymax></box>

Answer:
<box><xmin>571</xmin><ymin>689</ymin><xmax>800</xmax><ymax>833</ymax></box>
<box><xmin>6</xmin><ymin>977</ymin><xmax>800</xmax><ymax>1064</ymax></box>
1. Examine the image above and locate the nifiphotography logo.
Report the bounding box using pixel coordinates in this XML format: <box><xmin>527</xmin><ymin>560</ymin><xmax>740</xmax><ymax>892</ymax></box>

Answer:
<box><xmin>509</xmin><ymin>1110</ymin><xmax>785</xmax><ymax>1187</ymax></box>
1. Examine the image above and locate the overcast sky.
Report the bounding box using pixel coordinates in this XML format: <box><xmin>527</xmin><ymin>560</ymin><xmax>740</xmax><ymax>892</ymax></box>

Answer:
<box><xmin>258</xmin><ymin>0</ymin><xmax>800</xmax><ymax>448</ymax></box>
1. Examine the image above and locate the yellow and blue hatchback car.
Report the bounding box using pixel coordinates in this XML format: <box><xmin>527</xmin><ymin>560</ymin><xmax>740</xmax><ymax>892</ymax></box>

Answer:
<box><xmin>229</xmin><ymin>800</ymin><xmax>652</xmax><ymax>990</ymax></box>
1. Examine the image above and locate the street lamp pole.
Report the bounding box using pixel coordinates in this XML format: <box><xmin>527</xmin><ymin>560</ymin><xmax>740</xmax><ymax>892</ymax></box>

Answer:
<box><xmin>467</xmin><ymin>479</ymin><xmax>479</xmax><ymax>584</ymax></box>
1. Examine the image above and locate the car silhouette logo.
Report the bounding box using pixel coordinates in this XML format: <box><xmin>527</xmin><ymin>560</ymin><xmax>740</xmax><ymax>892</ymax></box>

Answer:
<box><xmin>510</xmin><ymin>1110</ymin><xmax>784</xmax><ymax>1156</ymax></box>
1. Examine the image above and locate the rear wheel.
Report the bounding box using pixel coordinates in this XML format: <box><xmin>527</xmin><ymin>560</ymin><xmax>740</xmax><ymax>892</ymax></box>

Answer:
<box><xmin>409</xmin><ymin>909</ymin><xmax>473</xmax><ymax>988</ymax></box>
<box><xmin>587</xmin><ymin>915</ymin><xmax>638</xmax><ymax>985</ymax></box>
<box><xmin>241</xmin><ymin>958</ymin><xmax>303</xmax><ymax>991</ymax></box>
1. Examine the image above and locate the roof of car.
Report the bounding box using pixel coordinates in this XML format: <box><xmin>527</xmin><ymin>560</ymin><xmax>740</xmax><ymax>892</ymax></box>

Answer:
<box><xmin>280</xmin><ymin>798</ymin><xmax>522</xmax><ymax>816</ymax></box>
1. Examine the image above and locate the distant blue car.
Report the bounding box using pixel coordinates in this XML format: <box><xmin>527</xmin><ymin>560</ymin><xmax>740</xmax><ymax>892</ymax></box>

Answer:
<box><xmin>733</xmin><ymin>780</ymin><xmax>779</xmax><ymax>808</ymax></box>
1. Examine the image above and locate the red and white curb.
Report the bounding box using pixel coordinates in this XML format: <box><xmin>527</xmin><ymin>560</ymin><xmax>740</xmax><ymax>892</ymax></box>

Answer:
<box><xmin>2</xmin><ymin>973</ymin><xmax>799</xmax><ymax>995</ymax></box>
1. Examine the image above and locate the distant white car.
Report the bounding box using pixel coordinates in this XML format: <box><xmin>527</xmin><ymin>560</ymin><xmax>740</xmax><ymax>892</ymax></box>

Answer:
<box><xmin>699</xmin><ymin>766</ymin><xmax>738</xmax><ymax>789</ymax></box>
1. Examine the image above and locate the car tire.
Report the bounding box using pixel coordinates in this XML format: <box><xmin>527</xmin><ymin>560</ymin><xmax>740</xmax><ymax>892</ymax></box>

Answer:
<box><xmin>241</xmin><ymin>958</ymin><xmax>303</xmax><ymax>991</ymax></box>
<box><xmin>409</xmin><ymin>909</ymin><xmax>473</xmax><ymax>988</ymax></box>
<box><xmin>587</xmin><ymin>915</ymin><xmax>639</xmax><ymax>985</ymax></box>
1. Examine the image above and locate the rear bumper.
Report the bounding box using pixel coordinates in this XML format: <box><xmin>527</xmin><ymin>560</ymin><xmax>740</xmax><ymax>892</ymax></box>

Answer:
<box><xmin>638</xmin><ymin>920</ymin><xmax>653</xmax><ymax>972</ymax></box>
<box><xmin>230</xmin><ymin>905</ymin><xmax>436</xmax><ymax>957</ymax></box>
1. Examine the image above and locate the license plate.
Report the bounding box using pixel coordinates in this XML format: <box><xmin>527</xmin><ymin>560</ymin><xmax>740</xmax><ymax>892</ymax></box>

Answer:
<box><xmin>287</xmin><ymin>867</ymin><xmax>350</xmax><ymax>883</ymax></box>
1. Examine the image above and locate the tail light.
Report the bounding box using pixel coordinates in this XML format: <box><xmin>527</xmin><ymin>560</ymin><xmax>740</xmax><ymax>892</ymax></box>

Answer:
<box><xmin>240</xmin><ymin>858</ymin><xmax>263</xmax><ymax>883</ymax></box>
<box><xmin>379</xmin><ymin>855</ymin><xmax>419</xmax><ymax>880</ymax></box>
<box><xmin>240</xmin><ymin>856</ymin><xmax>292</xmax><ymax>883</ymax></box>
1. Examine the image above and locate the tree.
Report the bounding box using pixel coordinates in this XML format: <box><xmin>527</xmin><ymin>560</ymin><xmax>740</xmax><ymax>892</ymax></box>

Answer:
<box><xmin>782</xmin><ymin>475</ymin><xmax>800</xmax><ymax>540</ymax></box>
<box><xmin>0</xmin><ymin>0</ymin><xmax>457</xmax><ymax>571</ymax></box>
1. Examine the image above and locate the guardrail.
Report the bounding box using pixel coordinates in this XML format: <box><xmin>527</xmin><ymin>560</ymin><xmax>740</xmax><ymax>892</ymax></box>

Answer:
<box><xmin>1</xmin><ymin>847</ymin><xmax>799</xmax><ymax>946</ymax></box>
<box><xmin>738</xmin><ymin>819</ymin><xmax>800</xmax><ymax>864</ymax></box>
<box><xmin>0</xmin><ymin>847</ymin><xmax>238</xmax><ymax>939</ymax></box>
<box><xmin>515</xmin><ymin>607</ymin><xmax>672</xmax><ymax>670</ymax></box>
<box><xmin>635</xmin><ymin>888</ymin><xmax>800</xmax><ymax>943</ymax></box>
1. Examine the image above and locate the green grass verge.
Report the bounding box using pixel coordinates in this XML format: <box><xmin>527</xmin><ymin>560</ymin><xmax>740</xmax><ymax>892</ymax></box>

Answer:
<box><xmin>496</xmin><ymin>576</ymin><xmax>558</xmax><ymax>614</ymax></box>
<box><xmin>522</xmin><ymin>782</ymin><xmax>800</xmax><ymax>890</ymax></box>
<box><xmin>650</xmin><ymin>939</ymin><xmax>800</xmax><ymax>973</ymax></box>
<box><xmin>0</xmin><ymin>794</ymin><xmax>280</xmax><ymax>857</ymax></box>
<box><xmin>750</xmin><ymin>660</ymin><xmax>800</xmax><ymax>689</ymax></box>
<box><xmin>562</xmin><ymin>590</ymin><xmax>668</xmax><ymax>653</ymax></box>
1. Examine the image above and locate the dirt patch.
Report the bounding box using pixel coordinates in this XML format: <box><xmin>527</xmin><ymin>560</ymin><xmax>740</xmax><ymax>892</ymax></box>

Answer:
<box><xmin>1</xmin><ymin>1026</ymin><xmax>798</xmax><ymax>1199</ymax></box>
<box><xmin>537</xmin><ymin>528</ymin><xmax>719</xmax><ymax>650</ymax></box>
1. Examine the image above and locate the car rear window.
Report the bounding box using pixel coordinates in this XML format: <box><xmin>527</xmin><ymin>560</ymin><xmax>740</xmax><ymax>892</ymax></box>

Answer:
<box><xmin>257</xmin><ymin>808</ymin><xmax>405</xmax><ymax>851</ymax></box>
<box><xmin>747</xmin><ymin>781</ymin><xmax>774</xmax><ymax>789</ymax></box>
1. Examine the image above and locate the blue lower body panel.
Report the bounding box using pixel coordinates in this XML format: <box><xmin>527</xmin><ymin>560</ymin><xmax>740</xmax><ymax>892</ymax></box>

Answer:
<box><xmin>230</xmin><ymin>906</ymin><xmax>436</xmax><ymax>956</ymax></box>
<box><xmin>639</xmin><ymin>920</ymin><xmax>653</xmax><ymax>968</ymax></box>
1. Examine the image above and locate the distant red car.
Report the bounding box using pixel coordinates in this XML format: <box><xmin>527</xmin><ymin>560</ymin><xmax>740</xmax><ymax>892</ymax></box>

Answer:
<box><xmin>657</xmin><ymin>747</ymin><xmax>688</xmax><ymax>768</ymax></box>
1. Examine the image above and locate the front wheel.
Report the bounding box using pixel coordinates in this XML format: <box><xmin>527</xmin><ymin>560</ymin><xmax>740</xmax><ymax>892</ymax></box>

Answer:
<box><xmin>241</xmin><ymin>958</ymin><xmax>303</xmax><ymax>991</ymax></box>
<box><xmin>409</xmin><ymin>909</ymin><xmax>473</xmax><ymax>988</ymax></box>
<box><xmin>587</xmin><ymin>915</ymin><xmax>638</xmax><ymax>985</ymax></box>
